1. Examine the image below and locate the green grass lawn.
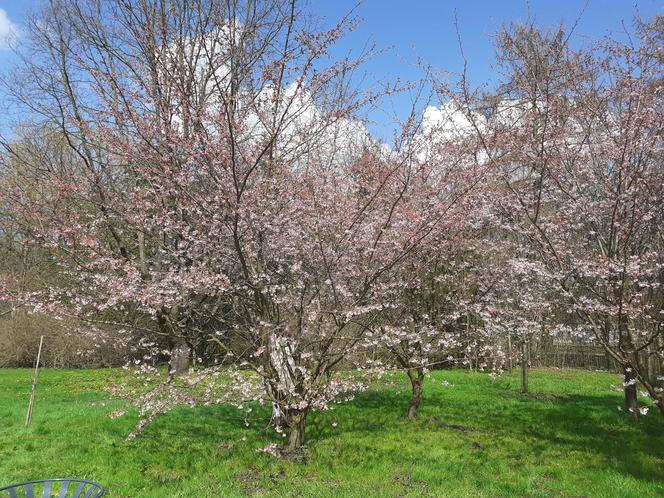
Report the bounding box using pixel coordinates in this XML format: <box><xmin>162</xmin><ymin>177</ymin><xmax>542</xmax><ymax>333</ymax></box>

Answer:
<box><xmin>0</xmin><ymin>368</ymin><xmax>662</xmax><ymax>497</ymax></box>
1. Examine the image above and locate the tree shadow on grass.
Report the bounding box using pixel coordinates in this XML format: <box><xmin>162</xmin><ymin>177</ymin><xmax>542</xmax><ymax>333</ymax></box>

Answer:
<box><xmin>135</xmin><ymin>403</ymin><xmax>274</xmax><ymax>443</ymax></box>
<box><xmin>480</xmin><ymin>391</ymin><xmax>664</xmax><ymax>481</ymax></box>
<box><xmin>306</xmin><ymin>384</ymin><xmax>664</xmax><ymax>485</ymax></box>
<box><xmin>119</xmin><ymin>374</ymin><xmax>664</xmax><ymax>490</ymax></box>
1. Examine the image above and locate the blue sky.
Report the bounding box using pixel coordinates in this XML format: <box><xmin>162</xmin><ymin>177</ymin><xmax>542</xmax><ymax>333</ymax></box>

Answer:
<box><xmin>309</xmin><ymin>0</ymin><xmax>662</xmax><ymax>133</ymax></box>
<box><xmin>310</xmin><ymin>0</ymin><xmax>662</xmax><ymax>84</ymax></box>
<box><xmin>1</xmin><ymin>0</ymin><xmax>662</xmax><ymax>136</ymax></box>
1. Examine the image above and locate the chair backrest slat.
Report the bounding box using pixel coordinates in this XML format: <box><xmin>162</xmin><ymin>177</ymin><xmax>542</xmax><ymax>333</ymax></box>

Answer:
<box><xmin>25</xmin><ymin>482</ymin><xmax>34</xmax><ymax>498</ymax></box>
<box><xmin>72</xmin><ymin>482</ymin><xmax>86</xmax><ymax>498</ymax></box>
<box><xmin>41</xmin><ymin>481</ymin><xmax>52</xmax><ymax>498</ymax></box>
<box><xmin>57</xmin><ymin>481</ymin><xmax>71</xmax><ymax>498</ymax></box>
<box><xmin>6</xmin><ymin>488</ymin><xmax>18</xmax><ymax>498</ymax></box>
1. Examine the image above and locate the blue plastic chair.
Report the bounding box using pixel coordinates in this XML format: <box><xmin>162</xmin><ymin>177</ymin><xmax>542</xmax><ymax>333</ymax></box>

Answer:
<box><xmin>0</xmin><ymin>479</ymin><xmax>104</xmax><ymax>498</ymax></box>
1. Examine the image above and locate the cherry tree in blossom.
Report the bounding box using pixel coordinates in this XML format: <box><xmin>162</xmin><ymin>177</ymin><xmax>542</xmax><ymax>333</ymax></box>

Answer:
<box><xmin>1</xmin><ymin>0</ymin><xmax>485</xmax><ymax>450</ymax></box>
<box><xmin>363</xmin><ymin>110</ymin><xmax>503</xmax><ymax>418</ymax></box>
<box><xmin>453</xmin><ymin>19</ymin><xmax>664</xmax><ymax>415</ymax></box>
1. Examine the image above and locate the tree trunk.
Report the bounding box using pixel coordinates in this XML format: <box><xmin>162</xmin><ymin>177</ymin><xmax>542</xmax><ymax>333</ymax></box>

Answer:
<box><xmin>406</xmin><ymin>368</ymin><xmax>425</xmax><ymax>419</ymax></box>
<box><xmin>623</xmin><ymin>363</ymin><xmax>638</xmax><ymax>418</ymax></box>
<box><xmin>618</xmin><ymin>315</ymin><xmax>638</xmax><ymax>418</ymax></box>
<box><xmin>169</xmin><ymin>340</ymin><xmax>191</xmax><ymax>375</ymax></box>
<box><xmin>603</xmin><ymin>321</ymin><xmax>613</xmax><ymax>371</ymax></box>
<box><xmin>646</xmin><ymin>345</ymin><xmax>657</xmax><ymax>384</ymax></box>
<box><xmin>658</xmin><ymin>336</ymin><xmax>664</xmax><ymax>378</ymax></box>
<box><xmin>266</xmin><ymin>333</ymin><xmax>296</xmax><ymax>430</ymax></box>
<box><xmin>655</xmin><ymin>337</ymin><xmax>664</xmax><ymax>417</ymax></box>
<box><xmin>521</xmin><ymin>340</ymin><xmax>529</xmax><ymax>393</ymax></box>
<box><xmin>286</xmin><ymin>409</ymin><xmax>307</xmax><ymax>452</ymax></box>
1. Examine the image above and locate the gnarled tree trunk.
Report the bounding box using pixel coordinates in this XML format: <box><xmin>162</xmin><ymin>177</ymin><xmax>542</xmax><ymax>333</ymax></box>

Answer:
<box><xmin>285</xmin><ymin>408</ymin><xmax>308</xmax><ymax>452</ymax></box>
<box><xmin>406</xmin><ymin>368</ymin><xmax>425</xmax><ymax>419</ymax></box>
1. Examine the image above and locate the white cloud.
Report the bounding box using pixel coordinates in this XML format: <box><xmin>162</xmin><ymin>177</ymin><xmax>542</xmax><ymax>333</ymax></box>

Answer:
<box><xmin>0</xmin><ymin>8</ymin><xmax>18</xmax><ymax>50</ymax></box>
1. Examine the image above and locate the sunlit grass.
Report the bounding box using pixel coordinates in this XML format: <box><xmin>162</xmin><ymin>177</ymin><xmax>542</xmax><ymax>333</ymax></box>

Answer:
<box><xmin>0</xmin><ymin>368</ymin><xmax>662</xmax><ymax>497</ymax></box>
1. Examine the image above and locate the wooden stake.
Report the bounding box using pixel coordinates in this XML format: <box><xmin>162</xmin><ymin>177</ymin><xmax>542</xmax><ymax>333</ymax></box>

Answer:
<box><xmin>521</xmin><ymin>339</ymin><xmax>529</xmax><ymax>394</ymax></box>
<box><xmin>25</xmin><ymin>335</ymin><xmax>44</xmax><ymax>427</ymax></box>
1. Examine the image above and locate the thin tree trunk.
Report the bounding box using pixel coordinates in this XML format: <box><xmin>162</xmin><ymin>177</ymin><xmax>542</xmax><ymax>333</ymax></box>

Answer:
<box><xmin>658</xmin><ymin>336</ymin><xmax>664</xmax><ymax>378</ymax></box>
<box><xmin>521</xmin><ymin>340</ymin><xmax>529</xmax><ymax>394</ymax></box>
<box><xmin>624</xmin><ymin>363</ymin><xmax>638</xmax><ymax>418</ymax></box>
<box><xmin>618</xmin><ymin>314</ymin><xmax>638</xmax><ymax>417</ymax></box>
<box><xmin>646</xmin><ymin>345</ymin><xmax>657</xmax><ymax>384</ymax></box>
<box><xmin>138</xmin><ymin>230</ymin><xmax>146</xmax><ymax>273</ymax></box>
<box><xmin>603</xmin><ymin>322</ymin><xmax>611</xmax><ymax>371</ymax></box>
<box><xmin>406</xmin><ymin>368</ymin><xmax>425</xmax><ymax>419</ymax></box>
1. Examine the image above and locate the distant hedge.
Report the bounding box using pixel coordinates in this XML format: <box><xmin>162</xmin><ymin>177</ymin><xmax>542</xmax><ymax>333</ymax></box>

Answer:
<box><xmin>0</xmin><ymin>312</ymin><xmax>128</xmax><ymax>368</ymax></box>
